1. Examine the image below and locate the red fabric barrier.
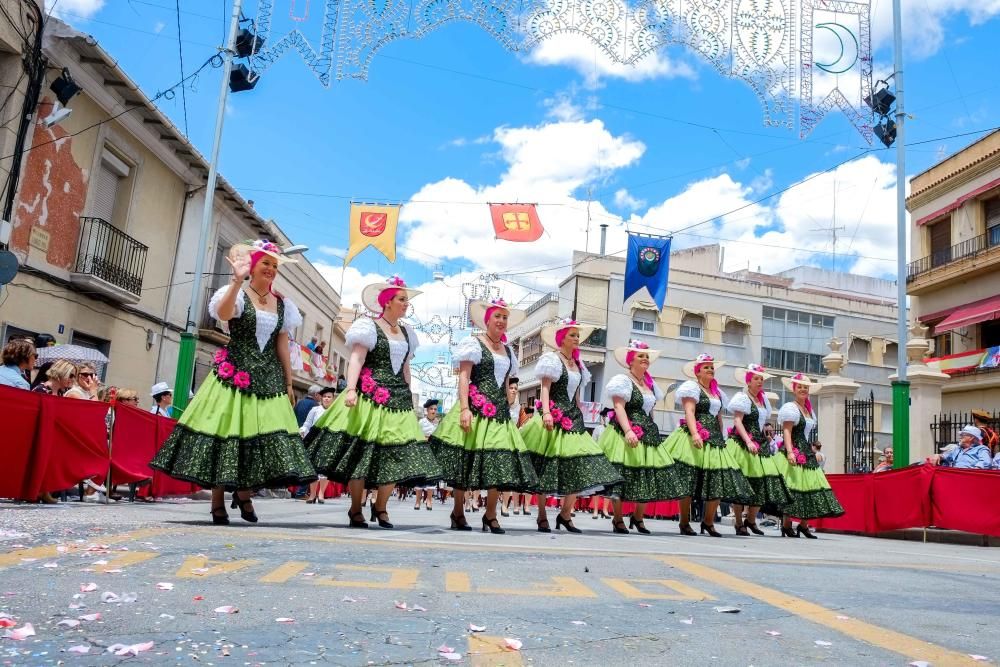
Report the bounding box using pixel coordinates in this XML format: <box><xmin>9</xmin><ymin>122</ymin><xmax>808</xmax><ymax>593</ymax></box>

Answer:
<box><xmin>145</xmin><ymin>416</ymin><xmax>199</xmax><ymax>497</ymax></box>
<box><xmin>872</xmin><ymin>465</ymin><xmax>934</xmax><ymax>532</ymax></box>
<box><xmin>109</xmin><ymin>404</ymin><xmax>159</xmax><ymax>485</ymax></box>
<box><xmin>0</xmin><ymin>386</ymin><xmax>43</xmax><ymax>499</ymax></box>
<box><xmin>809</xmin><ymin>474</ymin><xmax>873</xmax><ymax>533</ymax></box>
<box><xmin>931</xmin><ymin>468</ymin><xmax>1000</xmax><ymax>537</ymax></box>
<box><xmin>26</xmin><ymin>394</ymin><xmax>111</xmax><ymax>500</ymax></box>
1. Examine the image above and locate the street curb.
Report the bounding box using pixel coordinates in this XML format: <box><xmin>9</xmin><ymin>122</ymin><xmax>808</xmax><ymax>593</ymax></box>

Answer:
<box><xmin>818</xmin><ymin>527</ymin><xmax>1000</xmax><ymax>547</ymax></box>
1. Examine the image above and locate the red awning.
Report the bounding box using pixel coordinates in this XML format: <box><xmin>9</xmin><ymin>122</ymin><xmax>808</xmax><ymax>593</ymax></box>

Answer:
<box><xmin>916</xmin><ymin>176</ymin><xmax>1000</xmax><ymax>226</ymax></box>
<box><xmin>934</xmin><ymin>294</ymin><xmax>1000</xmax><ymax>333</ymax></box>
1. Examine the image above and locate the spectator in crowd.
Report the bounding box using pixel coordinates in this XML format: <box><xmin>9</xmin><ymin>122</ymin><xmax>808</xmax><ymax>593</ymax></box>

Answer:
<box><xmin>506</xmin><ymin>376</ymin><xmax>523</xmax><ymax>423</ymax></box>
<box><xmin>149</xmin><ymin>381</ymin><xmax>173</xmax><ymax>416</ymax></box>
<box><xmin>874</xmin><ymin>446</ymin><xmax>894</xmax><ymax>472</ymax></box>
<box><xmin>31</xmin><ymin>359</ymin><xmax>77</xmax><ymax>396</ymax></box>
<box><xmin>414</xmin><ymin>399</ymin><xmax>441</xmax><ymax>510</ymax></box>
<box><xmin>33</xmin><ymin>333</ymin><xmax>56</xmax><ymax>349</ymax></box>
<box><xmin>116</xmin><ymin>388</ymin><xmax>140</xmax><ymax>407</ymax></box>
<box><xmin>0</xmin><ymin>338</ymin><xmax>35</xmax><ymax>389</ymax></box>
<box><xmin>300</xmin><ymin>387</ymin><xmax>336</xmax><ymax>503</ymax></box>
<box><xmin>314</xmin><ymin>341</ymin><xmax>326</xmax><ymax>357</ymax></box>
<box><xmin>971</xmin><ymin>409</ymin><xmax>998</xmax><ymax>455</ymax></box>
<box><xmin>65</xmin><ymin>363</ymin><xmax>99</xmax><ymax>400</ymax></box>
<box><xmin>926</xmin><ymin>426</ymin><xmax>993</xmax><ymax>469</ymax></box>
<box><xmin>307</xmin><ymin>337</ymin><xmax>319</xmax><ymax>352</ymax></box>
<box><xmin>336</xmin><ymin>374</ymin><xmax>347</xmax><ymax>393</ymax></box>
<box><xmin>813</xmin><ymin>440</ymin><xmax>826</xmax><ymax>471</ymax></box>
<box><xmin>294</xmin><ymin>384</ymin><xmax>321</xmax><ymax>427</ymax></box>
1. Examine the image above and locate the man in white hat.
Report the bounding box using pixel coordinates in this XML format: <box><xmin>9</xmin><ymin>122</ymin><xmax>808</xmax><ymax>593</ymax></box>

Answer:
<box><xmin>926</xmin><ymin>425</ymin><xmax>992</xmax><ymax>469</ymax></box>
<box><xmin>150</xmin><ymin>382</ymin><xmax>173</xmax><ymax>417</ymax></box>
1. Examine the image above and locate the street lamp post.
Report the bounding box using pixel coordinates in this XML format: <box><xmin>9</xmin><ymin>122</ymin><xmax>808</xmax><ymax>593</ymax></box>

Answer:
<box><xmin>172</xmin><ymin>0</ymin><xmax>244</xmax><ymax>414</ymax></box>
<box><xmin>891</xmin><ymin>0</ymin><xmax>910</xmax><ymax>468</ymax></box>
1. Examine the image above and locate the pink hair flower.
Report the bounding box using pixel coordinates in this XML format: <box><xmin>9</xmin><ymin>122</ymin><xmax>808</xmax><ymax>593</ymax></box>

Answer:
<box><xmin>387</xmin><ymin>276</ymin><xmax>406</xmax><ymax>287</ymax></box>
<box><xmin>471</xmin><ymin>393</ymin><xmax>486</xmax><ymax>408</ymax></box>
<box><xmin>630</xmin><ymin>424</ymin><xmax>644</xmax><ymax>439</ymax></box>
<box><xmin>481</xmin><ymin>402</ymin><xmax>497</xmax><ymax>418</ymax></box>
<box><xmin>560</xmin><ymin>416</ymin><xmax>573</xmax><ymax>430</ymax></box>
<box><xmin>550</xmin><ymin>407</ymin><xmax>563</xmax><ymax>421</ymax></box>
<box><xmin>233</xmin><ymin>371</ymin><xmax>251</xmax><ymax>390</ymax></box>
<box><xmin>217</xmin><ymin>362</ymin><xmax>235</xmax><ymax>379</ymax></box>
<box><xmin>372</xmin><ymin>387</ymin><xmax>390</xmax><ymax>405</ymax></box>
<box><xmin>360</xmin><ymin>376</ymin><xmax>377</xmax><ymax>394</ymax></box>
<box><xmin>213</xmin><ymin>348</ymin><xmax>228</xmax><ymax>364</ymax></box>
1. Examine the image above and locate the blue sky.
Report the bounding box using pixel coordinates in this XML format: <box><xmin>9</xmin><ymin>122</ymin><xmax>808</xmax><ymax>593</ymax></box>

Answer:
<box><xmin>51</xmin><ymin>1</ymin><xmax>1000</xmax><ymax>356</ymax></box>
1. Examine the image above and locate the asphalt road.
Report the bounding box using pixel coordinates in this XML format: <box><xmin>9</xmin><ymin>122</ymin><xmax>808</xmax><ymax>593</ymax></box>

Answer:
<box><xmin>2</xmin><ymin>496</ymin><xmax>999</xmax><ymax>666</ymax></box>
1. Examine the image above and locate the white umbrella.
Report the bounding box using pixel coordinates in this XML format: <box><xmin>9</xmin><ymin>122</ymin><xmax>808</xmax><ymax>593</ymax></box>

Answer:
<box><xmin>36</xmin><ymin>344</ymin><xmax>109</xmax><ymax>371</ymax></box>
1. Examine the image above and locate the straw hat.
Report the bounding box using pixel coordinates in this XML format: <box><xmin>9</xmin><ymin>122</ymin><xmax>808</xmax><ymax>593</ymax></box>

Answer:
<box><xmin>613</xmin><ymin>340</ymin><xmax>661</xmax><ymax>369</ymax></box>
<box><xmin>361</xmin><ymin>276</ymin><xmax>422</xmax><ymax>314</ymax></box>
<box><xmin>781</xmin><ymin>372</ymin><xmax>821</xmax><ymax>395</ymax></box>
<box><xmin>971</xmin><ymin>409</ymin><xmax>992</xmax><ymax>422</ymax></box>
<box><xmin>735</xmin><ymin>363</ymin><xmax>774</xmax><ymax>385</ymax></box>
<box><xmin>230</xmin><ymin>239</ymin><xmax>298</xmax><ymax>265</ymax></box>
<box><xmin>540</xmin><ymin>318</ymin><xmax>596</xmax><ymax>351</ymax></box>
<box><xmin>682</xmin><ymin>353</ymin><xmax>726</xmax><ymax>379</ymax></box>
<box><xmin>468</xmin><ymin>298</ymin><xmax>527</xmax><ymax>330</ymax></box>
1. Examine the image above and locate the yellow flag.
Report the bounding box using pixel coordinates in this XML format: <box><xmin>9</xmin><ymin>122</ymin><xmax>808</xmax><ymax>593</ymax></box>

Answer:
<box><xmin>345</xmin><ymin>203</ymin><xmax>400</xmax><ymax>266</ymax></box>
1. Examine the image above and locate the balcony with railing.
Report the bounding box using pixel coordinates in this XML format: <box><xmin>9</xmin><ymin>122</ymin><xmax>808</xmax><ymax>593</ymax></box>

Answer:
<box><xmin>907</xmin><ymin>228</ymin><xmax>1000</xmax><ymax>294</ymax></box>
<box><xmin>70</xmin><ymin>217</ymin><xmax>148</xmax><ymax>304</ymax></box>
<box><xmin>526</xmin><ymin>292</ymin><xmax>559</xmax><ymax>316</ymax></box>
<box><xmin>199</xmin><ymin>285</ymin><xmax>231</xmax><ymax>346</ymax></box>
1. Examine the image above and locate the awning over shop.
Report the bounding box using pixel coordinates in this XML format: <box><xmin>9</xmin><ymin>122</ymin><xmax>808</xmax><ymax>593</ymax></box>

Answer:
<box><xmin>915</xmin><ymin>176</ymin><xmax>1000</xmax><ymax>226</ymax></box>
<box><xmin>934</xmin><ymin>294</ymin><xmax>1000</xmax><ymax>334</ymax></box>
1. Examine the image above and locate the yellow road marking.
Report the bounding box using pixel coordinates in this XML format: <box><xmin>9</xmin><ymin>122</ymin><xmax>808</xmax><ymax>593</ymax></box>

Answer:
<box><xmin>445</xmin><ymin>571</ymin><xmax>472</xmax><ymax>593</ymax></box>
<box><xmin>662</xmin><ymin>557</ymin><xmax>980</xmax><ymax>665</ymax></box>
<box><xmin>176</xmin><ymin>555</ymin><xmax>260</xmax><ymax>579</ymax></box>
<box><xmin>90</xmin><ymin>551</ymin><xmax>159</xmax><ymax>572</ymax></box>
<box><xmin>314</xmin><ymin>565</ymin><xmax>418</xmax><ymax>590</ymax></box>
<box><xmin>601</xmin><ymin>577</ymin><xmax>715</xmax><ymax>601</ymax></box>
<box><xmin>0</xmin><ymin>528</ymin><xmax>168</xmax><ymax>569</ymax></box>
<box><xmin>259</xmin><ymin>561</ymin><xmax>310</xmax><ymax>583</ymax></box>
<box><xmin>467</xmin><ymin>635</ymin><xmax>524</xmax><ymax>666</ymax></box>
<box><xmin>444</xmin><ymin>571</ymin><xmax>596</xmax><ymax>598</ymax></box>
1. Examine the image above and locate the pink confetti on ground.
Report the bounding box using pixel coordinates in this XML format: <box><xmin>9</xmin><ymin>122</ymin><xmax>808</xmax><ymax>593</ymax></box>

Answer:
<box><xmin>969</xmin><ymin>656</ymin><xmax>990</xmax><ymax>662</ymax></box>
<box><xmin>67</xmin><ymin>645</ymin><xmax>91</xmax><ymax>654</ymax></box>
<box><xmin>42</xmin><ymin>562</ymin><xmax>58</xmax><ymax>568</ymax></box>
<box><xmin>571</xmin><ymin>621</ymin><xmax>587</xmax><ymax>626</ymax></box>
<box><xmin>80</xmin><ymin>583</ymin><xmax>97</xmax><ymax>592</ymax></box>
<box><xmin>57</xmin><ymin>620</ymin><xmax>81</xmax><ymax>628</ymax></box>
<box><xmin>155</xmin><ymin>583</ymin><xmax>174</xmax><ymax>591</ymax></box>
<box><xmin>638</xmin><ymin>603</ymin><xmax>652</xmax><ymax>608</ymax></box>
<box><xmin>394</xmin><ymin>601</ymin><xmax>408</xmax><ymax>610</ymax></box>
<box><xmin>213</xmin><ymin>606</ymin><xmax>239</xmax><ymax>614</ymax></box>
<box><xmin>275</xmin><ymin>618</ymin><xmax>295</xmax><ymax>623</ymax></box>
<box><xmin>680</xmin><ymin>618</ymin><xmax>693</xmax><ymax>625</ymax></box>
<box><xmin>835</xmin><ymin>615</ymin><xmax>850</xmax><ymax>620</ymax></box>
<box><xmin>503</xmin><ymin>638</ymin><xmax>523</xmax><ymax>651</ymax></box>
<box><xmin>410</xmin><ymin>605</ymin><xmax>427</xmax><ymax>612</ymax></box>
<box><xmin>468</xmin><ymin>624</ymin><xmax>486</xmax><ymax>632</ymax></box>
<box><xmin>0</xmin><ymin>620</ymin><xmax>16</xmax><ymax>629</ymax></box>
<box><xmin>766</xmin><ymin>631</ymin><xmax>782</xmax><ymax>637</ymax></box>
<box><xmin>78</xmin><ymin>613</ymin><xmax>101</xmax><ymax>622</ymax></box>
<box><xmin>441</xmin><ymin>653</ymin><xmax>462</xmax><ymax>661</ymax></box>
<box><xmin>815</xmin><ymin>641</ymin><xmax>833</xmax><ymax>647</ymax></box>
<box><xmin>2</xmin><ymin>623</ymin><xmax>35</xmax><ymax>640</ymax></box>
<box><xmin>108</xmin><ymin>641</ymin><xmax>154</xmax><ymax>656</ymax></box>
<box><xmin>437</xmin><ymin>644</ymin><xmax>455</xmax><ymax>654</ymax></box>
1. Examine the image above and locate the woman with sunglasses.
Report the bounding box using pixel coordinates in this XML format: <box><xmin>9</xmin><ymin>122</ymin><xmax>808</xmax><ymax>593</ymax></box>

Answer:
<box><xmin>64</xmin><ymin>363</ymin><xmax>100</xmax><ymax>400</ymax></box>
<box><xmin>31</xmin><ymin>360</ymin><xmax>77</xmax><ymax>396</ymax></box>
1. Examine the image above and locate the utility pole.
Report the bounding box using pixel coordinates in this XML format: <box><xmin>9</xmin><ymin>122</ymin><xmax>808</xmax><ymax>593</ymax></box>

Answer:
<box><xmin>172</xmin><ymin>0</ymin><xmax>244</xmax><ymax>415</ymax></box>
<box><xmin>891</xmin><ymin>0</ymin><xmax>910</xmax><ymax>468</ymax></box>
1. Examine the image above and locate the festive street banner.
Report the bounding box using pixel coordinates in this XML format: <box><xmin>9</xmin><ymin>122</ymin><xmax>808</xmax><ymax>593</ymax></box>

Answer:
<box><xmin>624</xmin><ymin>233</ymin><xmax>671</xmax><ymax>311</ymax></box>
<box><xmin>489</xmin><ymin>203</ymin><xmax>544</xmax><ymax>242</ymax></box>
<box><xmin>345</xmin><ymin>203</ymin><xmax>400</xmax><ymax>265</ymax></box>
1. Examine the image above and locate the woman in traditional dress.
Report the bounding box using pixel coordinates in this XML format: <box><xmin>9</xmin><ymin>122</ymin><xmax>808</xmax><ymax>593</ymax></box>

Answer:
<box><xmin>776</xmin><ymin>373</ymin><xmax>844</xmax><ymax>538</ymax></box>
<box><xmin>724</xmin><ymin>364</ymin><xmax>791</xmax><ymax>535</ymax></box>
<box><xmin>429</xmin><ymin>298</ymin><xmax>538</xmax><ymax>534</ymax></box>
<box><xmin>305</xmin><ymin>277</ymin><xmax>441</xmax><ymax>529</ymax></box>
<box><xmin>664</xmin><ymin>353</ymin><xmax>753</xmax><ymax>537</ymax></box>
<box><xmin>598</xmin><ymin>340</ymin><xmax>687</xmax><ymax>535</ymax></box>
<box><xmin>151</xmin><ymin>240</ymin><xmax>316</xmax><ymax>525</ymax></box>
<box><xmin>520</xmin><ymin>319</ymin><xmax>622</xmax><ymax>533</ymax></box>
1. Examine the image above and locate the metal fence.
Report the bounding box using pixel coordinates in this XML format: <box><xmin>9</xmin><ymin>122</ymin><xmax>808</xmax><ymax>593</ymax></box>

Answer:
<box><xmin>74</xmin><ymin>217</ymin><xmax>148</xmax><ymax>297</ymax></box>
<box><xmin>906</xmin><ymin>230</ymin><xmax>999</xmax><ymax>282</ymax></box>
<box><xmin>931</xmin><ymin>410</ymin><xmax>1000</xmax><ymax>452</ymax></box>
<box><xmin>844</xmin><ymin>391</ymin><xmax>875</xmax><ymax>473</ymax></box>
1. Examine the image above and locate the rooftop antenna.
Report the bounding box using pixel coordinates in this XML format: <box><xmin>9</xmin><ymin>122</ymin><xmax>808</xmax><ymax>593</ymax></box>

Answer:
<box><xmin>812</xmin><ymin>178</ymin><xmax>846</xmax><ymax>271</ymax></box>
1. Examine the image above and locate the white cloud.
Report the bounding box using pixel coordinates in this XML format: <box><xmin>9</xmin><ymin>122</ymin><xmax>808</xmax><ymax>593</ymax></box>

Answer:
<box><xmin>613</xmin><ymin>188</ymin><xmax>645</xmax><ymax>211</ymax></box>
<box><xmin>870</xmin><ymin>1</ymin><xmax>1000</xmax><ymax>58</ymax></box>
<box><xmin>318</xmin><ymin>245</ymin><xmax>347</xmax><ymax>258</ymax></box>
<box><xmin>153</xmin><ymin>20</ymin><xmax>166</xmax><ymax>34</ymax></box>
<box><xmin>45</xmin><ymin>0</ymin><xmax>104</xmax><ymax>19</ymax></box>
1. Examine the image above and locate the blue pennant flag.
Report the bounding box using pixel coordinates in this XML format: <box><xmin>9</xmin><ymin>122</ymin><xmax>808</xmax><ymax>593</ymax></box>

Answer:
<box><xmin>624</xmin><ymin>233</ymin><xmax>671</xmax><ymax>311</ymax></box>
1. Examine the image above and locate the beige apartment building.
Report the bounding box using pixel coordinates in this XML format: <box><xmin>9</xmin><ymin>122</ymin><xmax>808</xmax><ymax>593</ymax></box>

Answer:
<box><xmin>0</xmin><ymin>15</ymin><xmax>345</xmax><ymax>401</ymax></box>
<box><xmin>906</xmin><ymin>129</ymin><xmax>1000</xmax><ymax>413</ymax></box>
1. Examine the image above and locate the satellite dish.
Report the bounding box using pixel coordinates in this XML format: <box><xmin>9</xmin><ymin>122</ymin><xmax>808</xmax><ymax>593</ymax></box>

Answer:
<box><xmin>0</xmin><ymin>250</ymin><xmax>18</xmax><ymax>285</ymax></box>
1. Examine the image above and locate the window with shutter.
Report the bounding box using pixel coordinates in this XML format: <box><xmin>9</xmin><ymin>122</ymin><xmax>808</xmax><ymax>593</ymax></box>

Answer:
<box><xmin>986</xmin><ymin>199</ymin><xmax>1000</xmax><ymax>247</ymax></box>
<box><xmin>929</xmin><ymin>218</ymin><xmax>951</xmax><ymax>267</ymax></box>
<box><xmin>90</xmin><ymin>150</ymin><xmax>129</xmax><ymax>222</ymax></box>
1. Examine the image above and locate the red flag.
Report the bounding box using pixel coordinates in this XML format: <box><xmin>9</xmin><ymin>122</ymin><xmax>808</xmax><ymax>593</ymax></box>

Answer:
<box><xmin>489</xmin><ymin>203</ymin><xmax>544</xmax><ymax>242</ymax></box>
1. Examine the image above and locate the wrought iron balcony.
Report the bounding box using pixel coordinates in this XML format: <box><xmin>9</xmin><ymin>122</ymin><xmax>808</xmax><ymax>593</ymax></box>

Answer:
<box><xmin>71</xmin><ymin>217</ymin><xmax>148</xmax><ymax>303</ymax></box>
<box><xmin>907</xmin><ymin>229</ymin><xmax>1000</xmax><ymax>283</ymax></box>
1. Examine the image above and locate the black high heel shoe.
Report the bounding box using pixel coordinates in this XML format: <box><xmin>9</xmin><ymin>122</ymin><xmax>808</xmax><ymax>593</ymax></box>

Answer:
<box><xmin>348</xmin><ymin>510</ymin><xmax>368</xmax><ymax>529</ymax></box>
<box><xmin>746</xmin><ymin>523</ymin><xmax>764</xmax><ymax>535</ymax></box>
<box><xmin>678</xmin><ymin>522</ymin><xmax>697</xmax><ymax>536</ymax></box>
<box><xmin>598</xmin><ymin>510</ymin><xmax>608</xmax><ymax>519</ymax></box>
<box><xmin>369</xmin><ymin>501</ymin><xmax>377</xmax><ymax>522</ymax></box>
<box><xmin>233</xmin><ymin>493</ymin><xmax>258</xmax><ymax>523</ymax></box>
<box><xmin>373</xmin><ymin>509</ymin><xmax>394</xmax><ymax>529</ymax></box>
<box><xmin>699</xmin><ymin>522</ymin><xmax>721</xmax><ymax>537</ymax></box>
<box><xmin>536</xmin><ymin>518</ymin><xmax>551</xmax><ymax>533</ymax></box>
<box><xmin>521</xmin><ymin>505</ymin><xmax>531</xmax><ymax>517</ymax></box>
<box><xmin>781</xmin><ymin>525</ymin><xmax>799</xmax><ymax>538</ymax></box>
<box><xmin>306</xmin><ymin>496</ymin><xmax>318</xmax><ymax>504</ymax></box>
<box><xmin>797</xmin><ymin>524</ymin><xmax>817</xmax><ymax>539</ymax></box>
<box><xmin>629</xmin><ymin>517</ymin><xmax>651</xmax><ymax>535</ymax></box>
<box><xmin>556</xmin><ymin>515</ymin><xmax>582</xmax><ymax>534</ymax></box>
<box><xmin>611</xmin><ymin>518</ymin><xmax>629</xmax><ymax>534</ymax></box>
<box><xmin>210</xmin><ymin>506</ymin><xmax>229</xmax><ymax>525</ymax></box>
<box><xmin>230</xmin><ymin>494</ymin><xmax>238</xmax><ymax>510</ymax></box>
<box><xmin>734</xmin><ymin>525</ymin><xmax>749</xmax><ymax>536</ymax></box>
<box><xmin>450</xmin><ymin>513</ymin><xmax>472</xmax><ymax>531</ymax></box>
<box><xmin>482</xmin><ymin>515</ymin><xmax>505</xmax><ymax>534</ymax></box>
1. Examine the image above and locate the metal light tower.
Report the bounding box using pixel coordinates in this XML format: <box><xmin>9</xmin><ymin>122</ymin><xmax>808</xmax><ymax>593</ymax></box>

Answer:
<box><xmin>173</xmin><ymin>0</ymin><xmax>244</xmax><ymax>414</ymax></box>
<box><xmin>891</xmin><ymin>0</ymin><xmax>910</xmax><ymax>467</ymax></box>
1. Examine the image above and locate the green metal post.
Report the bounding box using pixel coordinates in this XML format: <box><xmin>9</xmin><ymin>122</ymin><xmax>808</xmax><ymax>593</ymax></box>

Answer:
<box><xmin>172</xmin><ymin>332</ymin><xmax>197</xmax><ymax>416</ymax></box>
<box><xmin>892</xmin><ymin>380</ymin><xmax>910</xmax><ymax>468</ymax></box>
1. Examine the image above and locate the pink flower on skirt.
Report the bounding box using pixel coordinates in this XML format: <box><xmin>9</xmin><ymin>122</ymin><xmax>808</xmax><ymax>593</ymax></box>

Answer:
<box><xmin>213</xmin><ymin>348</ymin><xmax>228</xmax><ymax>364</ymax></box>
<box><xmin>630</xmin><ymin>424</ymin><xmax>644</xmax><ymax>439</ymax></box>
<box><xmin>481</xmin><ymin>402</ymin><xmax>497</xmax><ymax>418</ymax></box>
<box><xmin>360</xmin><ymin>376</ymin><xmax>377</xmax><ymax>394</ymax></box>
<box><xmin>468</xmin><ymin>384</ymin><xmax>478</xmax><ymax>396</ymax></box>
<box><xmin>471</xmin><ymin>393</ymin><xmax>486</xmax><ymax>408</ymax></box>
<box><xmin>372</xmin><ymin>387</ymin><xmax>390</xmax><ymax>405</ymax></box>
<box><xmin>697</xmin><ymin>424</ymin><xmax>711</xmax><ymax>441</ymax></box>
<box><xmin>216</xmin><ymin>362</ymin><xmax>234</xmax><ymax>379</ymax></box>
<box><xmin>360</xmin><ymin>367</ymin><xmax>372</xmax><ymax>378</ymax></box>
<box><xmin>796</xmin><ymin>452</ymin><xmax>807</xmax><ymax>465</ymax></box>
<box><xmin>233</xmin><ymin>371</ymin><xmax>251</xmax><ymax>389</ymax></box>
<box><xmin>550</xmin><ymin>407</ymin><xmax>563</xmax><ymax>421</ymax></box>
<box><xmin>534</xmin><ymin>399</ymin><xmax>542</xmax><ymax>410</ymax></box>
<box><xmin>727</xmin><ymin>426</ymin><xmax>735</xmax><ymax>438</ymax></box>
<box><xmin>560</xmin><ymin>416</ymin><xmax>573</xmax><ymax>430</ymax></box>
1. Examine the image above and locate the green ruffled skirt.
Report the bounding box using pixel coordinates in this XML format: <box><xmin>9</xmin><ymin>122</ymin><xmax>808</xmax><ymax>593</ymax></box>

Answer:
<box><xmin>773</xmin><ymin>455</ymin><xmax>844</xmax><ymax>519</ymax></box>
<box><xmin>520</xmin><ymin>416</ymin><xmax>623</xmax><ymax>496</ymax></box>
<box><xmin>724</xmin><ymin>438</ymin><xmax>792</xmax><ymax>510</ymax></box>
<box><xmin>428</xmin><ymin>409</ymin><xmax>538</xmax><ymax>491</ymax></box>
<box><xmin>305</xmin><ymin>393</ymin><xmax>442</xmax><ymax>488</ymax></box>
<box><xmin>150</xmin><ymin>374</ymin><xmax>316</xmax><ymax>490</ymax></box>
<box><xmin>597</xmin><ymin>428</ymin><xmax>688</xmax><ymax>502</ymax></box>
<box><xmin>663</xmin><ymin>429</ymin><xmax>753</xmax><ymax>503</ymax></box>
